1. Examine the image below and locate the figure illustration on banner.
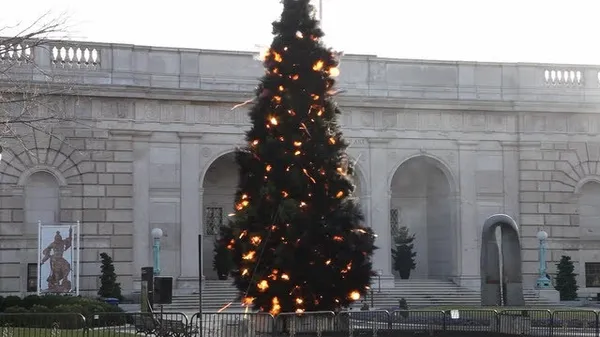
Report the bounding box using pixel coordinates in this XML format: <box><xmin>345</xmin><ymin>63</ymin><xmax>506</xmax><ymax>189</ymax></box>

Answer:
<box><xmin>40</xmin><ymin>227</ymin><xmax>73</xmax><ymax>292</ymax></box>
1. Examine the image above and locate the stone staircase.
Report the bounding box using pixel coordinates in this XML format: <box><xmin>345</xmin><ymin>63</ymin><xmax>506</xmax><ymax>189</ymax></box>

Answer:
<box><xmin>159</xmin><ymin>279</ymin><xmax>561</xmax><ymax>312</ymax></box>
<box><xmin>352</xmin><ymin>279</ymin><xmax>561</xmax><ymax>309</ymax></box>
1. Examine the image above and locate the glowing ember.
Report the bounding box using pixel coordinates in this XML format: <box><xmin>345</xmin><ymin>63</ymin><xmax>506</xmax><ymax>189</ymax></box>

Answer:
<box><xmin>252</xmin><ymin>140</ymin><xmax>259</xmax><ymax>146</ymax></box>
<box><xmin>292</xmin><ymin>74</ymin><xmax>299</xmax><ymax>80</ymax></box>
<box><xmin>299</xmin><ymin>201</ymin><xmax>307</xmax><ymax>208</ymax></box>
<box><xmin>313</xmin><ymin>60</ymin><xmax>324</xmax><ymax>71</ymax></box>
<box><xmin>241</xmin><ymin>269</ymin><xmax>249</xmax><ymax>276</ymax></box>
<box><xmin>293</xmin><ymin>141</ymin><xmax>302</xmax><ymax>147</ymax></box>
<box><xmin>329</xmin><ymin>137</ymin><xmax>336</xmax><ymax>144</ymax></box>
<box><xmin>282</xmin><ymin>191</ymin><xmax>289</xmax><ymax>197</ymax></box>
<box><xmin>242</xmin><ymin>297</ymin><xmax>255</xmax><ymax>306</ymax></box>
<box><xmin>273</xmin><ymin>52</ymin><xmax>283</xmax><ymax>62</ymax></box>
<box><xmin>296</xmin><ymin>308</ymin><xmax>305</xmax><ymax>314</ymax></box>
<box><xmin>333</xmin><ymin>236</ymin><xmax>343</xmax><ymax>242</ymax></box>
<box><xmin>279</xmin><ymin>85</ymin><xmax>284</xmax><ymax>91</ymax></box>
<box><xmin>257</xmin><ymin>280</ymin><xmax>269</xmax><ymax>291</ymax></box>
<box><xmin>270</xmin><ymin>117</ymin><xmax>278</xmax><ymax>125</ymax></box>
<box><xmin>266</xmin><ymin>164</ymin><xmax>272</xmax><ymax>172</ymax></box>
<box><xmin>296</xmin><ymin>31</ymin><xmax>304</xmax><ymax>38</ymax></box>
<box><xmin>250</xmin><ymin>236</ymin><xmax>262</xmax><ymax>245</ymax></box>
<box><xmin>349</xmin><ymin>291</ymin><xmax>361</xmax><ymax>301</ymax></box>
<box><xmin>270</xmin><ymin>297</ymin><xmax>281</xmax><ymax>315</ymax></box>
<box><xmin>328</xmin><ymin>67</ymin><xmax>340</xmax><ymax>77</ymax></box>
<box><xmin>336</xmin><ymin>191</ymin><xmax>344</xmax><ymax>198</ymax></box>
<box><xmin>325</xmin><ymin>259</ymin><xmax>332</xmax><ymax>265</ymax></box>
<box><xmin>296</xmin><ymin>298</ymin><xmax>303</xmax><ymax>304</ymax></box>
<box><xmin>242</xmin><ymin>251</ymin><xmax>256</xmax><ymax>260</ymax></box>
<box><xmin>294</xmin><ymin>150</ymin><xmax>301</xmax><ymax>156</ymax></box>
<box><xmin>281</xmin><ymin>273</ymin><xmax>290</xmax><ymax>280</ymax></box>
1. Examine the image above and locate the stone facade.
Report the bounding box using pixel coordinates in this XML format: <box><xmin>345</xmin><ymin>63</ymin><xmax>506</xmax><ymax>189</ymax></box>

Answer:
<box><xmin>1</xmin><ymin>40</ymin><xmax>600</xmax><ymax>296</ymax></box>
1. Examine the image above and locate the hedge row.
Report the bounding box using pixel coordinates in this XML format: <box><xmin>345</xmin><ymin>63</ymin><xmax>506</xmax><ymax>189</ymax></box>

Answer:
<box><xmin>0</xmin><ymin>295</ymin><xmax>125</xmax><ymax>329</ymax></box>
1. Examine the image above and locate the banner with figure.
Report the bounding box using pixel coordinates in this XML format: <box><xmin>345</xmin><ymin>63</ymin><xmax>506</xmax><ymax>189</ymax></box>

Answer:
<box><xmin>38</xmin><ymin>222</ymin><xmax>81</xmax><ymax>295</ymax></box>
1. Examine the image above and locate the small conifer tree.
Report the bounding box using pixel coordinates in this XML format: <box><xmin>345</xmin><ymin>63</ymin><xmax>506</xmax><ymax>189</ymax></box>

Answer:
<box><xmin>98</xmin><ymin>252</ymin><xmax>123</xmax><ymax>300</ymax></box>
<box><xmin>391</xmin><ymin>227</ymin><xmax>417</xmax><ymax>279</ymax></box>
<box><xmin>555</xmin><ymin>255</ymin><xmax>578</xmax><ymax>301</ymax></box>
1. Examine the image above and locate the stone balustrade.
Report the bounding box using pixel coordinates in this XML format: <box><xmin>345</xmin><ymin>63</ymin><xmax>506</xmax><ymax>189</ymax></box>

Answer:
<box><xmin>2</xmin><ymin>39</ymin><xmax>600</xmax><ymax>103</ymax></box>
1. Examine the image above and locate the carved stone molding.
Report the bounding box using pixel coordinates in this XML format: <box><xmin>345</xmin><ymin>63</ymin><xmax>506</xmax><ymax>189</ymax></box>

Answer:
<box><xmin>110</xmin><ymin>130</ymin><xmax>153</xmax><ymax>141</ymax></box>
<box><xmin>177</xmin><ymin>132</ymin><xmax>204</xmax><ymax>144</ymax></box>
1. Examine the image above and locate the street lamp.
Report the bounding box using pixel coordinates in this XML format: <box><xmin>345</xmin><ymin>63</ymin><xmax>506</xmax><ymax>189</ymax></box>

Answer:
<box><xmin>536</xmin><ymin>229</ymin><xmax>551</xmax><ymax>289</ymax></box>
<box><xmin>151</xmin><ymin>228</ymin><xmax>163</xmax><ymax>275</ymax></box>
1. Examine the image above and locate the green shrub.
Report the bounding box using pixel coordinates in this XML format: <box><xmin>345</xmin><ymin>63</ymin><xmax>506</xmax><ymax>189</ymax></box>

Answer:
<box><xmin>0</xmin><ymin>296</ymin><xmax>21</xmax><ymax>311</ymax></box>
<box><xmin>0</xmin><ymin>295</ymin><xmax>124</xmax><ymax>329</ymax></box>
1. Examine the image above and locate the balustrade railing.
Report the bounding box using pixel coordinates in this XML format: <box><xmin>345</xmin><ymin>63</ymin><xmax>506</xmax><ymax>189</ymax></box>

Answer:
<box><xmin>2</xmin><ymin>38</ymin><xmax>600</xmax><ymax>102</ymax></box>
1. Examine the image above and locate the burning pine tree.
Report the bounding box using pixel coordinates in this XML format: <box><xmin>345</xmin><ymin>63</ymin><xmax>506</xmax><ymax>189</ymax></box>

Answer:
<box><xmin>223</xmin><ymin>0</ymin><xmax>376</xmax><ymax>315</ymax></box>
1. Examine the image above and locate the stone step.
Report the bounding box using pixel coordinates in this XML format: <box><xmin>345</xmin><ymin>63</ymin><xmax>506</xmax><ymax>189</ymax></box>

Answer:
<box><xmin>164</xmin><ymin>279</ymin><xmax>560</xmax><ymax>312</ymax></box>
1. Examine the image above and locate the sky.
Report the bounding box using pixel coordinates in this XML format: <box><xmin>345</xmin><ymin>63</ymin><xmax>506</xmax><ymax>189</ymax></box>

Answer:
<box><xmin>1</xmin><ymin>0</ymin><xmax>599</xmax><ymax>65</ymax></box>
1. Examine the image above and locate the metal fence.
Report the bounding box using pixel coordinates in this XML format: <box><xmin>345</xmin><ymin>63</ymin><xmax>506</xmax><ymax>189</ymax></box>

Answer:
<box><xmin>1</xmin><ymin>309</ymin><xmax>600</xmax><ymax>336</ymax></box>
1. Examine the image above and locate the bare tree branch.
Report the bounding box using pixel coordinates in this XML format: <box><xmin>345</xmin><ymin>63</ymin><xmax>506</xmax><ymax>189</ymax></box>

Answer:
<box><xmin>0</xmin><ymin>12</ymin><xmax>97</xmax><ymax>160</ymax></box>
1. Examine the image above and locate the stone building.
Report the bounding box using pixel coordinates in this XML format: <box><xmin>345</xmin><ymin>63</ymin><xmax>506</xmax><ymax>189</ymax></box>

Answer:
<box><xmin>1</xmin><ymin>40</ymin><xmax>600</xmax><ymax>297</ymax></box>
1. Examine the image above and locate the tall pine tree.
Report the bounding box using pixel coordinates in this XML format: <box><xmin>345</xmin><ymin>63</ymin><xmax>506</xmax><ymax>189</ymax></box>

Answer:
<box><xmin>224</xmin><ymin>0</ymin><xmax>376</xmax><ymax>315</ymax></box>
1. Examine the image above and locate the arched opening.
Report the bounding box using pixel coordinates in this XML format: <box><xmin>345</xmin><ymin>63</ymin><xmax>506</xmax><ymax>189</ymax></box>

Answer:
<box><xmin>577</xmin><ymin>180</ymin><xmax>600</xmax><ymax>289</ymax></box>
<box><xmin>389</xmin><ymin>156</ymin><xmax>456</xmax><ymax>279</ymax></box>
<box><xmin>344</xmin><ymin>156</ymin><xmax>368</xmax><ymax>226</ymax></box>
<box><xmin>24</xmin><ymin>171</ymin><xmax>60</xmax><ymax>234</ymax></box>
<box><xmin>480</xmin><ymin>214</ymin><xmax>524</xmax><ymax>306</ymax></box>
<box><xmin>201</xmin><ymin>152</ymin><xmax>239</xmax><ymax>280</ymax></box>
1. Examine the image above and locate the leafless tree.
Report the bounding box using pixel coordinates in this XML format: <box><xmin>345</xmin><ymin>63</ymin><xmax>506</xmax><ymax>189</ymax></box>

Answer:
<box><xmin>0</xmin><ymin>12</ymin><xmax>89</xmax><ymax>157</ymax></box>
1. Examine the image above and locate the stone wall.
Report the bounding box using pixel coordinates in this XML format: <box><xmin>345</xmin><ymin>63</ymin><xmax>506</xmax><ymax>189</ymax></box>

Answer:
<box><xmin>0</xmin><ymin>99</ymin><xmax>135</xmax><ymax>295</ymax></box>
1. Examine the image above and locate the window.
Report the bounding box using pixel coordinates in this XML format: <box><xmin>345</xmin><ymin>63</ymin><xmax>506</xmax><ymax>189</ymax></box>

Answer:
<box><xmin>390</xmin><ymin>208</ymin><xmax>400</xmax><ymax>237</ymax></box>
<box><xmin>205</xmin><ymin>207</ymin><xmax>223</xmax><ymax>235</ymax></box>
<box><xmin>27</xmin><ymin>263</ymin><xmax>38</xmax><ymax>292</ymax></box>
<box><xmin>585</xmin><ymin>262</ymin><xmax>600</xmax><ymax>287</ymax></box>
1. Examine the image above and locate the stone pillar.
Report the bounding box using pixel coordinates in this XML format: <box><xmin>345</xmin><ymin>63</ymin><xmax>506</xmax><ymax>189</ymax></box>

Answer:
<box><xmin>457</xmin><ymin>141</ymin><xmax>480</xmax><ymax>289</ymax></box>
<box><xmin>132</xmin><ymin>132</ymin><xmax>152</xmax><ymax>289</ymax></box>
<box><xmin>178</xmin><ymin>133</ymin><xmax>203</xmax><ymax>292</ymax></box>
<box><xmin>368</xmin><ymin>139</ymin><xmax>394</xmax><ymax>288</ymax></box>
<box><xmin>501</xmin><ymin>141</ymin><xmax>520</xmax><ymax>219</ymax></box>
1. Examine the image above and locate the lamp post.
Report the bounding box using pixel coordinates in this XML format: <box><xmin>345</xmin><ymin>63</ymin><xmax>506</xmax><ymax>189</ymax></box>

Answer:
<box><xmin>151</xmin><ymin>228</ymin><xmax>163</xmax><ymax>275</ymax></box>
<box><xmin>536</xmin><ymin>229</ymin><xmax>551</xmax><ymax>289</ymax></box>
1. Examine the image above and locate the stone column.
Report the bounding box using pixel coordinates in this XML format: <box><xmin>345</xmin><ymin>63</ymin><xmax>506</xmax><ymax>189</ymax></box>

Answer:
<box><xmin>132</xmin><ymin>132</ymin><xmax>152</xmax><ymax>289</ymax></box>
<box><xmin>457</xmin><ymin>141</ymin><xmax>479</xmax><ymax>289</ymax></box>
<box><xmin>178</xmin><ymin>133</ymin><xmax>203</xmax><ymax>291</ymax></box>
<box><xmin>501</xmin><ymin>141</ymin><xmax>520</xmax><ymax>219</ymax></box>
<box><xmin>368</xmin><ymin>139</ymin><xmax>394</xmax><ymax>288</ymax></box>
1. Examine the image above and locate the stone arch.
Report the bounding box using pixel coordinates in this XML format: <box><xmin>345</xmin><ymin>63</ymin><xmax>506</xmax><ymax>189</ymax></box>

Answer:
<box><xmin>575</xmin><ymin>179</ymin><xmax>600</xmax><ymax>288</ymax></box>
<box><xmin>17</xmin><ymin>165</ymin><xmax>68</xmax><ymax>187</ymax></box>
<box><xmin>199</xmin><ymin>148</ymin><xmax>237</xmax><ymax>187</ymax></box>
<box><xmin>0</xmin><ymin>145</ymin><xmax>90</xmax><ymax>186</ymax></box>
<box><xmin>345</xmin><ymin>154</ymin><xmax>368</xmax><ymax>222</ymax></box>
<box><xmin>480</xmin><ymin>214</ymin><xmax>525</xmax><ymax>306</ymax></box>
<box><xmin>388</xmin><ymin>153</ymin><xmax>458</xmax><ymax>195</ymax></box>
<box><xmin>573</xmin><ymin>175</ymin><xmax>600</xmax><ymax>195</ymax></box>
<box><xmin>200</xmin><ymin>149</ymin><xmax>239</xmax><ymax>280</ymax></box>
<box><xmin>23</xmin><ymin>171</ymin><xmax>61</xmax><ymax>234</ymax></box>
<box><xmin>389</xmin><ymin>154</ymin><xmax>458</xmax><ymax>280</ymax></box>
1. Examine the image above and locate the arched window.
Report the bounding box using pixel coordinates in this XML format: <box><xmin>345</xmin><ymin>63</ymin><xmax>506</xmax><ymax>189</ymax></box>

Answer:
<box><xmin>24</xmin><ymin>171</ymin><xmax>60</xmax><ymax>233</ymax></box>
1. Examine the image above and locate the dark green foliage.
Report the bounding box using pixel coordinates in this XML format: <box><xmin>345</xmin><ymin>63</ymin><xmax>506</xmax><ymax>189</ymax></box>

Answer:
<box><xmin>213</xmin><ymin>226</ymin><xmax>234</xmax><ymax>279</ymax></box>
<box><xmin>0</xmin><ymin>295</ymin><xmax>123</xmax><ymax>329</ymax></box>
<box><xmin>391</xmin><ymin>227</ymin><xmax>417</xmax><ymax>279</ymax></box>
<box><xmin>98</xmin><ymin>252</ymin><xmax>123</xmax><ymax>300</ymax></box>
<box><xmin>555</xmin><ymin>255</ymin><xmax>578</xmax><ymax>301</ymax></box>
<box><xmin>398</xmin><ymin>298</ymin><xmax>409</xmax><ymax>318</ymax></box>
<box><xmin>225</xmin><ymin>0</ymin><xmax>376</xmax><ymax>313</ymax></box>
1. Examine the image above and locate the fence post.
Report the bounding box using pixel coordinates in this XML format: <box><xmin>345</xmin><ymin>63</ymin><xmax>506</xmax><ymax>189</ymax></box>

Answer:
<box><xmin>594</xmin><ymin>311</ymin><xmax>600</xmax><ymax>336</ymax></box>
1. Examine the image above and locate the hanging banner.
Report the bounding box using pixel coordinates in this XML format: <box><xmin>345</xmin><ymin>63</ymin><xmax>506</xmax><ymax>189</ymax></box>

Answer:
<box><xmin>38</xmin><ymin>222</ymin><xmax>81</xmax><ymax>295</ymax></box>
